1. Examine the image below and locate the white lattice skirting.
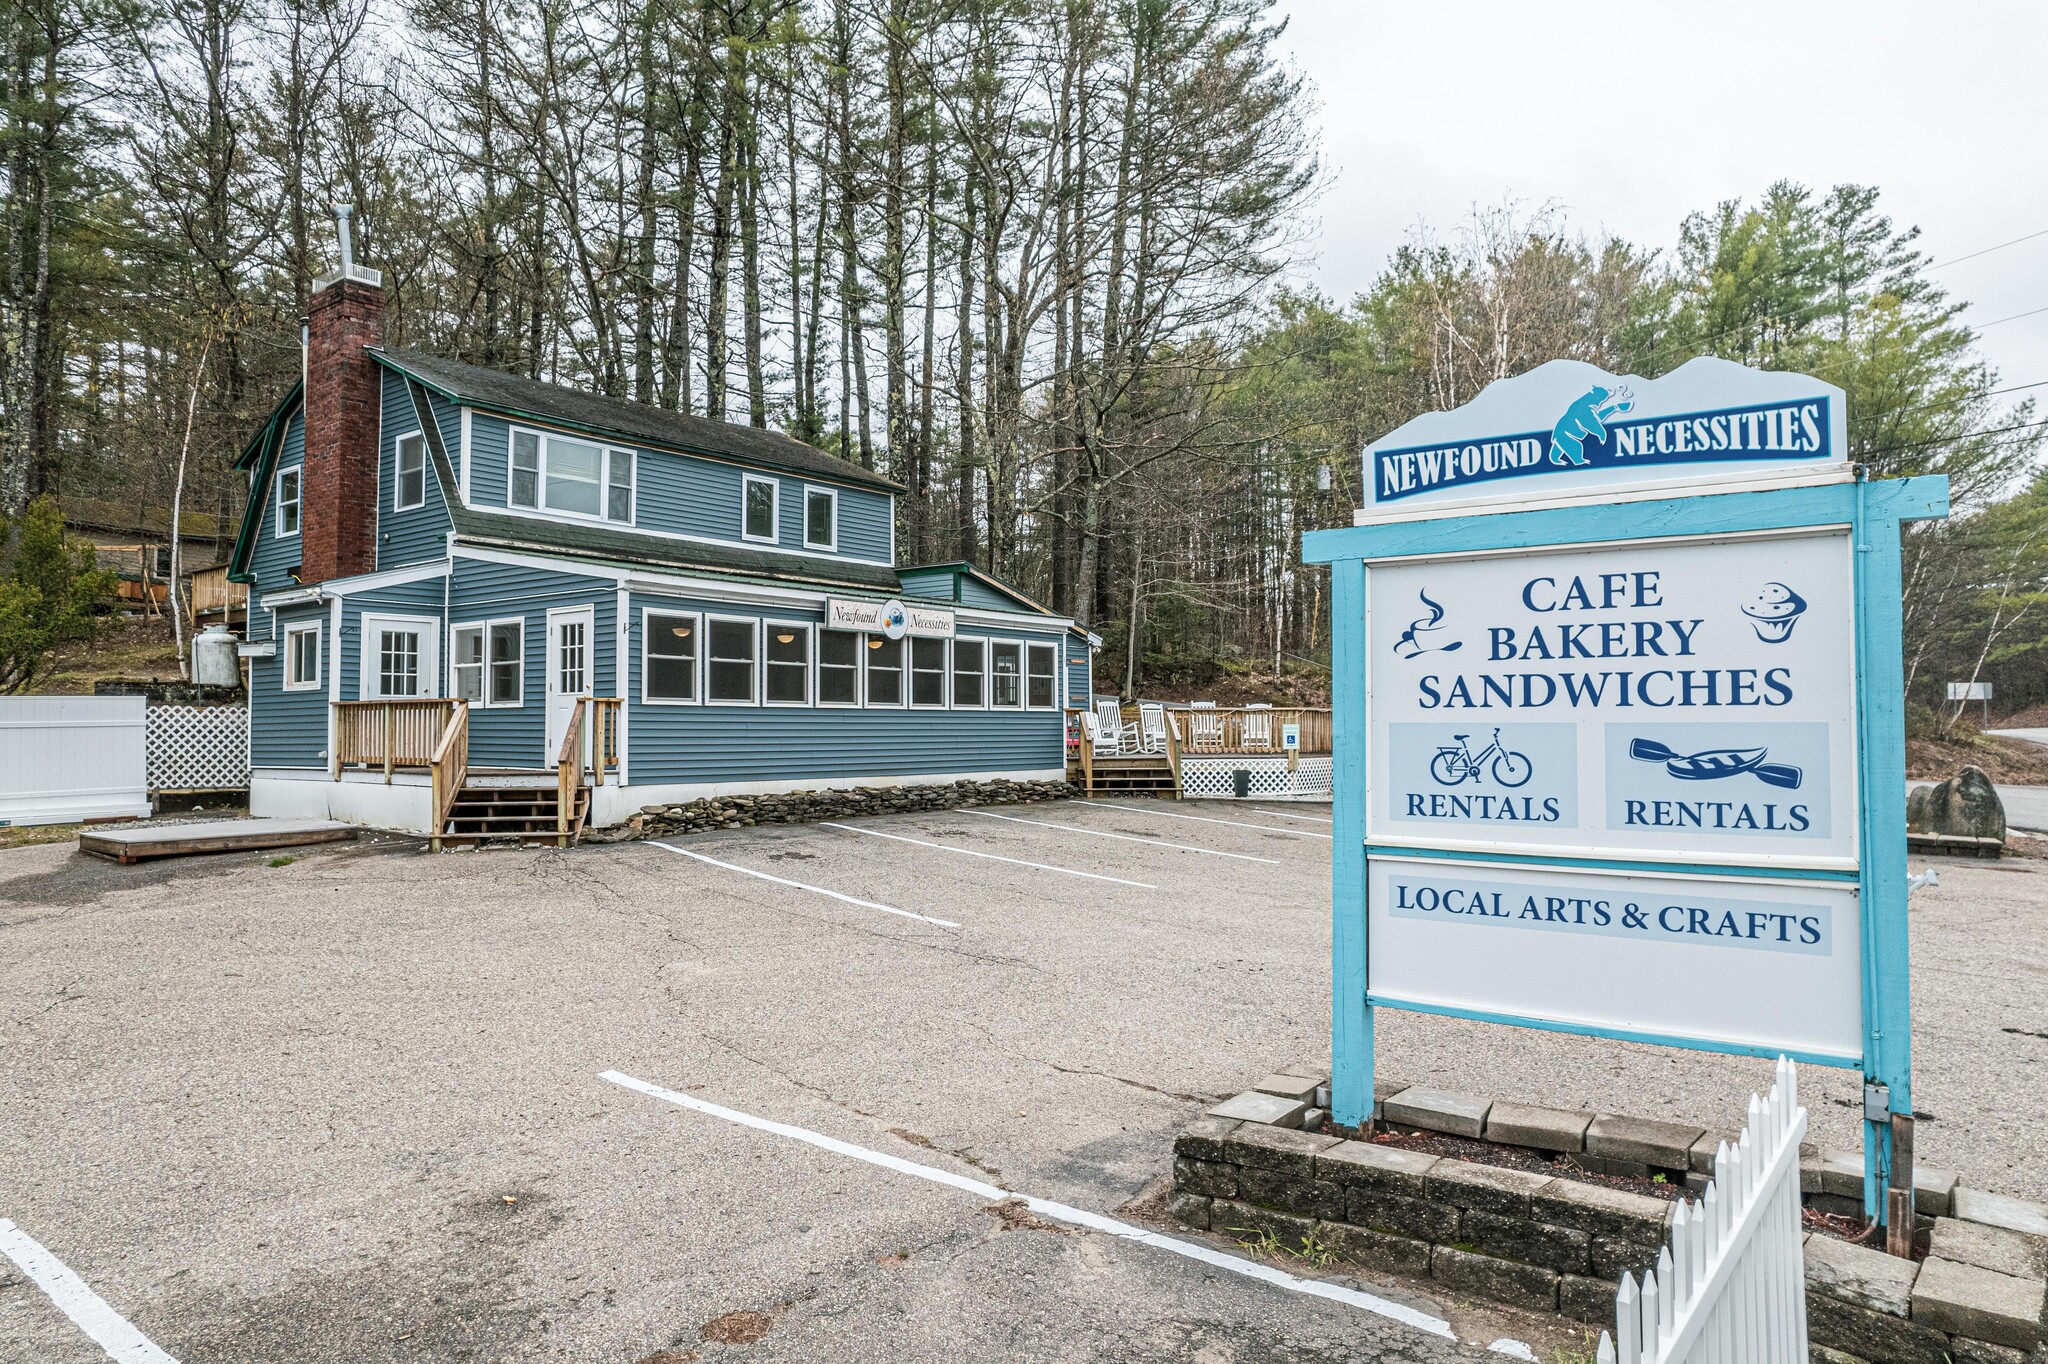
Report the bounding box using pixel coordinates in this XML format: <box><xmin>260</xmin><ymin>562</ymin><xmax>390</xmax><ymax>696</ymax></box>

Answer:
<box><xmin>147</xmin><ymin>704</ymin><xmax>250</xmax><ymax>792</ymax></box>
<box><xmin>1179</xmin><ymin>756</ymin><xmax>1332</xmax><ymax>801</ymax></box>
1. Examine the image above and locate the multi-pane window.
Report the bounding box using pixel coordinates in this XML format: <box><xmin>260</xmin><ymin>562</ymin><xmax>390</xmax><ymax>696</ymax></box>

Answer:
<box><xmin>708</xmin><ymin>619</ymin><xmax>757</xmax><ymax>702</ymax></box>
<box><xmin>488</xmin><ymin>622</ymin><xmax>522</xmax><ymax>704</ymax></box>
<box><xmin>1026</xmin><ymin>643</ymin><xmax>1058</xmax><ymax>709</ymax></box>
<box><xmin>607</xmin><ymin>450</ymin><xmax>634</xmax><ymax>522</ymax></box>
<box><xmin>646</xmin><ymin>612</ymin><xmax>698</xmax><ymax>702</ymax></box>
<box><xmin>911</xmin><ymin>638</ymin><xmax>947</xmax><ymax>707</ymax></box>
<box><xmin>743</xmin><ymin>475</ymin><xmax>778</xmax><ymax>541</ymax></box>
<box><xmin>952</xmin><ymin>638</ymin><xmax>985</xmax><ymax>707</ymax></box>
<box><xmin>556</xmin><ymin>617</ymin><xmax>587</xmax><ymax>694</ymax></box>
<box><xmin>284</xmin><ymin>623</ymin><xmax>319</xmax><ymax>690</ymax></box>
<box><xmin>277</xmin><ymin>467</ymin><xmax>302</xmax><ymax>536</ymax></box>
<box><xmin>456</xmin><ymin>621</ymin><xmax>523</xmax><ymax>704</ymax></box>
<box><xmin>818</xmin><ymin>629</ymin><xmax>860</xmax><ymax>705</ymax></box>
<box><xmin>765</xmin><ymin>624</ymin><xmax>810</xmax><ymax>704</ymax></box>
<box><xmin>509</xmin><ymin>428</ymin><xmax>633</xmax><ymax>522</ymax></box>
<box><xmin>511</xmin><ymin>431</ymin><xmax>541</xmax><ymax>508</ymax></box>
<box><xmin>453</xmin><ymin>626</ymin><xmax>484</xmax><ymax>701</ymax></box>
<box><xmin>395</xmin><ymin>433</ymin><xmax>426</xmax><ymax>509</ymax></box>
<box><xmin>545</xmin><ymin>437</ymin><xmax>604</xmax><ymax>518</ymax></box>
<box><xmin>804</xmin><ymin>487</ymin><xmax>836</xmax><ymax>549</ymax></box>
<box><xmin>865</xmin><ymin>636</ymin><xmax>904</xmax><ymax>705</ymax></box>
<box><xmin>379</xmin><ymin>628</ymin><xmax>422</xmax><ymax>697</ymax></box>
<box><xmin>990</xmin><ymin>642</ymin><xmax>1023</xmax><ymax>708</ymax></box>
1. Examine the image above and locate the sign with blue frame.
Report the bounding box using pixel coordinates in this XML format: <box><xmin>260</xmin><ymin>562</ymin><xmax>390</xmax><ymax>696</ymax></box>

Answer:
<box><xmin>1304</xmin><ymin>358</ymin><xmax>1947</xmax><ymax>1226</ymax></box>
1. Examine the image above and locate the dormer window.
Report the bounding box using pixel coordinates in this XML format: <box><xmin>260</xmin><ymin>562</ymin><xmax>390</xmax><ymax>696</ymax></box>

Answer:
<box><xmin>742</xmin><ymin>474</ymin><xmax>778</xmax><ymax>543</ymax></box>
<box><xmin>508</xmin><ymin>426</ymin><xmax>634</xmax><ymax>524</ymax></box>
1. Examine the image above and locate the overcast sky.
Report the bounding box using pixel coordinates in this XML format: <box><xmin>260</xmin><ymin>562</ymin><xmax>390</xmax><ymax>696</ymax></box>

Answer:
<box><xmin>1271</xmin><ymin>0</ymin><xmax>2048</xmax><ymax>395</ymax></box>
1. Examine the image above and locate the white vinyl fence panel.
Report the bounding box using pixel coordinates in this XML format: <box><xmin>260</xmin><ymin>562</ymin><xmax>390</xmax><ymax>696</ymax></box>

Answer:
<box><xmin>1601</xmin><ymin>1057</ymin><xmax>1810</xmax><ymax>1364</ymax></box>
<box><xmin>0</xmin><ymin>696</ymin><xmax>151</xmax><ymax>826</ymax></box>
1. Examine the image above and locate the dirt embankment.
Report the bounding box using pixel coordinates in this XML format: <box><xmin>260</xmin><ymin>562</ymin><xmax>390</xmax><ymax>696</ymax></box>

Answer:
<box><xmin>1907</xmin><ymin>731</ymin><xmax>2048</xmax><ymax>785</ymax></box>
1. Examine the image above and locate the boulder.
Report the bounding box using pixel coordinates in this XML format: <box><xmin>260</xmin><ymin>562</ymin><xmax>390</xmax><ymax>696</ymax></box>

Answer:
<box><xmin>1908</xmin><ymin>765</ymin><xmax>2005</xmax><ymax>843</ymax></box>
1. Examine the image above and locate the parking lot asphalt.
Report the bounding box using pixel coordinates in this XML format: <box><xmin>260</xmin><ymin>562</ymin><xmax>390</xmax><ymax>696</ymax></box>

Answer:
<box><xmin>1</xmin><ymin>798</ymin><xmax>2043</xmax><ymax>1362</ymax></box>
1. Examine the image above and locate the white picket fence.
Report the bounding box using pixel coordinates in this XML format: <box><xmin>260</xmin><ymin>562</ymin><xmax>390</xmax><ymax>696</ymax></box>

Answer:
<box><xmin>1600</xmin><ymin>1057</ymin><xmax>1809</xmax><ymax>1364</ymax></box>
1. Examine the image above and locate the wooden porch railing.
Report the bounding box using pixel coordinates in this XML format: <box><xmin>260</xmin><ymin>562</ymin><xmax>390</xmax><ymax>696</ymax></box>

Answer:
<box><xmin>429</xmin><ymin>702</ymin><xmax>469</xmax><ymax>853</ymax></box>
<box><xmin>589</xmin><ymin>697</ymin><xmax>622</xmax><ymax>784</ymax></box>
<box><xmin>1064</xmin><ymin>705</ymin><xmax>1332</xmax><ymax>757</ymax></box>
<box><xmin>556</xmin><ymin>701</ymin><xmax>585</xmax><ymax>840</ymax></box>
<box><xmin>332</xmin><ymin>699</ymin><xmax>460</xmax><ymax>780</ymax></box>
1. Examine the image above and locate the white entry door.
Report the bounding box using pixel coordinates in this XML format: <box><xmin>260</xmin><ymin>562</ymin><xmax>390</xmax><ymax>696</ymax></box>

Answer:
<box><xmin>545</xmin><ymin>605</ymin><xmax>595</xmax><ymax>764</ymax></box>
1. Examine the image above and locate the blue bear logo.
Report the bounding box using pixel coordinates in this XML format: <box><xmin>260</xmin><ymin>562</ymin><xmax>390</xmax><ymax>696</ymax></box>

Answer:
<box><xmin>1548</xmin><ymin>384</ymin><xmax>1635</xmax><ymax>467</ymax></box>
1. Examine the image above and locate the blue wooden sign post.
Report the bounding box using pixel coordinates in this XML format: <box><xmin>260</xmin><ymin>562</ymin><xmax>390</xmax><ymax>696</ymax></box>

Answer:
<box><xmin>1303</xmin><ymin>358</ymin><xmax>1947</xmax><ymax>1230</ymax></box>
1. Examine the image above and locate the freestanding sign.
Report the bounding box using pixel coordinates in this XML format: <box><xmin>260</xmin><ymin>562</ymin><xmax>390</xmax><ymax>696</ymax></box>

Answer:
<box><xmin>1302</xmin><ymin>356</ymin><xmax>1947</xmax><ymax>1231</ymax></box>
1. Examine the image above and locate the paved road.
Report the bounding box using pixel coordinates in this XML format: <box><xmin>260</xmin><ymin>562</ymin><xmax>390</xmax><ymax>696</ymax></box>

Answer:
<box><xmin>2</xmin><ymin>800</ymin><xmax>2044</xmax><ymax>1362</ymax></box>
<box><xmin>1909</xmin><ymin>773</ymin><xmax>2048</xmax><ymax>832</ymax></box>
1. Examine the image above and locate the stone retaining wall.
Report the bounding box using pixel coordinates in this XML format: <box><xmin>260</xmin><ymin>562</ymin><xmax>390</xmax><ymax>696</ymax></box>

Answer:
<box><xmin>1171</xmin><ymin>1076</ymin><xmax>2048</xmax><ymax>1362</ymax></box>
<box><xmin>586</xmin><ymin>778</ymin><xmax>1077</xmax><ymax>841</ymax></box>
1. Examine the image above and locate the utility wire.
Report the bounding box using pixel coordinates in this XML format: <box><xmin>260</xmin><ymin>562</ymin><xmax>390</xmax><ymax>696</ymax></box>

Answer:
<box><xmin>1929</xmin><ymin>228</ymin><xmax>2048</xmax><ymax>271</ymax></box>
<box><xmin>1972</xmin><ymin>304</ymin><xmax>2048</xmax><ymax>330</ymax></box>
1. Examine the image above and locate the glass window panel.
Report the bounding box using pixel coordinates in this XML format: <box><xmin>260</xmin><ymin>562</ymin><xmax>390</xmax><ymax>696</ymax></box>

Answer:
<box><xmin>380</xmin><ymin>630</ymin><xmax>420</xmax><ymax>697</ymax></box>
<box><xmin>545</xmin><ymin>437</ymin><xmax>603</xmax><ymax>516</ymax></box>
<box><xmin>744</xmin><ymin>478</ymin><xmax>777</xmax><ymax>539</ymax></box>
<box><xmin>489</xmin><ymin>622</ymin><xmax>523</xmax><ymax>704</ymax></box>
<box><xmin>805</xmin><ymin>489</ymin><xmax>834</xmax><ymax>547</ymax></box>
<box><xmin>278</xmin><ymin>468</ymin><xmax>302</xmax><ymax>534</ymax></box>
<box><xmin>646</xmin><ymin>612</ymin><xmax>697</xmax><ymax>701</ymax></box>
<box><xmin>511</xmin><ymin>431</ymin><xmax>540</xmax><ymax>507</ymax></box>
<box><xmin>1026</xmin><ymin>643</ymin><xmax>1057</xmax><ymax>709</ymax></box>
<box><xmin>865</xmin><ymin>636</ymin><xmax>903</xmax><ymax>706</ymax></box>
<box><xmin>287</xmin><ymin>626</ymin><xmax>318</xmax><ymax>686</ymax></box>
<box><xmin>990</xmin><ymin>642</ymin><xmax>1022</xmax><ymax>708</ymax></box>
<box><xmin>911</xmin><ymin>637</ymin><xmax>947</xmax><ymax>707</ymax></box>
<box><xmin>765</xmin><ymin>625</ymin><xmax>809</xmax><ymax>704</ymax></box>
<box><xmin>952</xmin><ymin>638</ymin><xmax>984</xmax><ymax>707</ymax></box>
<box><xmin>556</xmin><ymin>620</ymin><xmax>587</xmax><ymax>693</ymax></box>
<box><xmin>397</xmin><ymin>434</ymin><xmax>426</xmax><ymax>509</ymax></box>
<box><xmin>607</xmin><ymin>449</ymin><xmax>634</xmax><ymax>522</ymax></box>
<box><xmin>708</xmin><ymin>619</ymin><xmax>756</xmax><ymax>702</ymax></box>
<box><xmin>453</xmin><ymin>626</ymin><xmax>484</xmax><ymax>701</ymax></box>
<box><xmin>818</xmin><ymin>629</ymin><xmax>859</xmax><ymax>704</ymax></box>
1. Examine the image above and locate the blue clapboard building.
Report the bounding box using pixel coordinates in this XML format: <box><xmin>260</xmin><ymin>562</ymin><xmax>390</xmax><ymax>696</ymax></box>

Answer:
<box><xmin>229</xmin><ymin>241</ymin><xmax>1092</xmax><ymax>840</ymax></box>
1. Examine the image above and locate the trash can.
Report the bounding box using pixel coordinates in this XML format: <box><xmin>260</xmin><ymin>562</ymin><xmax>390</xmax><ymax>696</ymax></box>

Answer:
<box><xmin>1233</xmin><ymin>768</ymin><xmax>1251</xmax><ymax>798</ymax></box>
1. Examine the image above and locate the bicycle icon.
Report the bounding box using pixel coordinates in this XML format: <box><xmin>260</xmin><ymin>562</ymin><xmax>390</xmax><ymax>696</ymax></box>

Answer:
<box><xmin>1428</xmin><ymin>728</ymin><xmax>1533</xmax><ymax>788</ymax></box>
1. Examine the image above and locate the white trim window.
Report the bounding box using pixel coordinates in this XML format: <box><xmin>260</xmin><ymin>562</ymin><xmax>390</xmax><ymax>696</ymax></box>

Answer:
<box><xmin>818</xmin><ymin>628</ymin><xmax>861</xmax><ymax>705</ymax></box>
<box><xmin>361</xmin><ymin>613</ymin><xmax>441</xmax><ymax>700</ymax></box>
<box><xmin>706</xmin><ymin>617</ymin><xmax>758</xmax><ymax>704</ymax></box>
<box><xmin>507</xmin><ymin>425</ymin><xmax>635</xmax><ymax>524</ymax></box>
<box><xmin>395</xmin><ymin>432</ymin><xmax>427</xmax><ymax>510</ymax></box>
<box><xmin>1026</xmin><ymin>642</ymin><xmax>1058</xmax><ymax>709</ymax></box>
<box><xmin>453</xmin><ymin>619</ymin><xmax>523</xmax><ymax>705</ymax></box>
<box><xmin>276</xmin><ymin>466</ymin><xmax>303</xmax><ymax>537</ymax></box>
<box><xmin>283</xmin><ymin>621</ymin><xmax>321</xmax><ymax>691</ymax></box>
<box><xmin>742</xmin><ymin>474</ymin><xmax>779</xmax><ymax>543</ymax></box>
<box><xmin>910</xmin><ymin>637</ymin><xmax>948</xmax><ymax>708</ymax></box>
<box><xmin>952</xmin><ymin>637</ymin><xmax>985</xmax><ymax>708</ymax></box>
<box><xmin>803</xmin><ymin>485</ymin><xmax>836</xmax><ymax>551</ymax></box>
<box><xmin>643</xmin><ymin>609</ymin><xmax>700</xmax><ymax>704</ymax></box>
<box><xmin>865</xmin><ymin>635</ymin><xmax>905</xmax><ymax>706</ymax></box>
<box><xmin>990</xmin><ymin>640</ymin><xmax>1023</xmax><ymax>709</ymax></box>
<box><xmin>764</xmin><ymin>622</ymin><xmax>811</xmax><ymax>705</ymax></box>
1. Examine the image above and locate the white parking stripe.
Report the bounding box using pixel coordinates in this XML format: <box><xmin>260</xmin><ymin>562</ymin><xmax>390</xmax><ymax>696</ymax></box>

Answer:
<box><xmin>648</xmin><ymin>842</ymin><xmax>961</xmax><ymax>928</ymax></box>
<box><xmin>1252</xmin><ymin>808</ymin><xmax>1334</xmax><ymax>825</ymax></box>
<box><xmin>599</xmin><ymin>1070</ymin><xmax>1462</xmax><ymax>1343</ymax></box>
<box><xmin>959</xmin><ymin>809</ymin><xmax>1282</xmax><ymax>864</ymax></box>
<box><xmin>0</xmin><ymin>1219</ymin><xmax>177</xmax><ymax>1363</ymax></box>
<box><xmin>1079</xmin><ymin>800</ymin><xmax>1332</xmax><ymax>840</ymax></box>
<box><xmin>819</xmin><ymin>822</ymin><xmax>1158</xmax><ymax>889</ymax></box>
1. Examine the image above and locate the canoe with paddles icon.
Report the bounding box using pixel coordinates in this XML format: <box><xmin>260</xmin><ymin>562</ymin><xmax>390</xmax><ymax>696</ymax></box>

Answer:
<box><xmin>1628</xmin><ymin>738</ymin><xmax>1803</xmax><ymax>791</ymax></box>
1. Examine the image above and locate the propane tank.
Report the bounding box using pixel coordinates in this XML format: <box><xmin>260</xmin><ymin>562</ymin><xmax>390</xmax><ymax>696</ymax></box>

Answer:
<box><xmin>192</xmin><ymin>623</ymin><xmax>242</xmax><ymax>688</ymax></box>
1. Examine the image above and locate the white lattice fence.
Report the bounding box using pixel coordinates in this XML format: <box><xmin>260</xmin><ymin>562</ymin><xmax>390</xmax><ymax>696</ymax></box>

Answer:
<box><xmin>147</xmin><ymin>704</ymin><xmax>250</xmax><ymax>792</ymax></box>
<box><xmin>1179</xmin><ymin>757</ymin><xmax>1332</xmax><ymax>801</ymax></box>
<box><xmin>1601</xmin><ymin>1057</ymin><xmax>1809</xmax><ymax>1364</ymax></box>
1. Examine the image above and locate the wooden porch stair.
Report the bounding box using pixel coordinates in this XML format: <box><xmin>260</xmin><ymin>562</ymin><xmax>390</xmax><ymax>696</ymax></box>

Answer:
<box><xmin>1068</xmin><ymin>753</ymin><xmax>1179</xmax><ymax>796</ymax></box>
<box><xmin>437</xmin><ymin>782</ymin><xmax>590</xmax><ymax>849</ymax></box>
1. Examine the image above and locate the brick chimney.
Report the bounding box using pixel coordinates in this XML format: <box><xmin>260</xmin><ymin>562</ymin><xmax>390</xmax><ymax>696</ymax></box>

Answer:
<box><xmin>300</xmin><ymin>205</ymin><xmax>384</xmax><ymax>584</ymax></box>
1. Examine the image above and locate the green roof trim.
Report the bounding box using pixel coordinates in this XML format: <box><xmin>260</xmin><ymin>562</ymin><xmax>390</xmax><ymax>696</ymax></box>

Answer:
<box><xmin>226</xmin><ymin>380</ymin><xmax>303</xmax><ymax>584</ymax></box>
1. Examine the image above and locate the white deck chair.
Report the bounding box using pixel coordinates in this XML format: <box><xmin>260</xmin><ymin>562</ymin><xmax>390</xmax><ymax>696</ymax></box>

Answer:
<box><xmin>1241</xmin><ymin>704</ymin><xmax>1274</xmax><ymax>751</ymax></box>
<box><xmin>1083</xmin><ymin>710</ymin><xmax>1122</xmax><ymax>760</ymax></box>
<box><xmin>1188</xmin><ymin>706</ymin><xmax>1226</xmax><ymax>751</ymax></box>
<box><xmin>1095</xmin><ymin>699</ymin><xmax>1138</xmax><ymax>754</ymax></box>
<box><xmin>1137</xmin><ymin>702</ymin><xmax>1171</xmax><ymax>754</ymax></box>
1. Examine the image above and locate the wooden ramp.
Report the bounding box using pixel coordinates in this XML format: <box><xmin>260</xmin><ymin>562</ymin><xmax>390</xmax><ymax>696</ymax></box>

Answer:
<box><xmin>79</xmin><ymin>818</ymin><xmax>360</xmax><ymax>864</ymax></box>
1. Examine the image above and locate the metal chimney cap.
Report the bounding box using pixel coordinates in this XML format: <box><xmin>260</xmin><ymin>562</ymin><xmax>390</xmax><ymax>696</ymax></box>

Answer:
<box><xmin>313</xmin><ymin>203</ymin><xmax>382</xmax><ymax>291</ymax></box>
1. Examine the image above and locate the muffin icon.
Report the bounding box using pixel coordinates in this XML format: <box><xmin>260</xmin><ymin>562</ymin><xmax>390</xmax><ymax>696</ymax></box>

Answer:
<box><xmin>1742</xmin><ymin>583</ymin><xmax>1807</xmax><ymax>643</ymax></box>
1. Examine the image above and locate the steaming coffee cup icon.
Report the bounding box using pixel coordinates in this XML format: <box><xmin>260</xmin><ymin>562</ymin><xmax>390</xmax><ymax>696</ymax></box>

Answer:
<box><xmin>1742</xmin><ymin>583</ymin><xmax>1807</xmax><ymax>643</ymax></box>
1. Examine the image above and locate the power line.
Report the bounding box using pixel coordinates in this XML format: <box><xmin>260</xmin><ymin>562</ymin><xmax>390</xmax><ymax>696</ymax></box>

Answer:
<box><xmin>1973</xmin><ymin>304</ymin><xmax>2048</xmax><ymax>330</ymax></box>
<box><xmin>1929</xmin><ymin>227</ymin><xmax>2048</xmax><ymax>271</ymax></box>
<box><xmin>1862</xmin><ymin>416</ymin><xmax>2048</xmax><ymax>458</ymax></box>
